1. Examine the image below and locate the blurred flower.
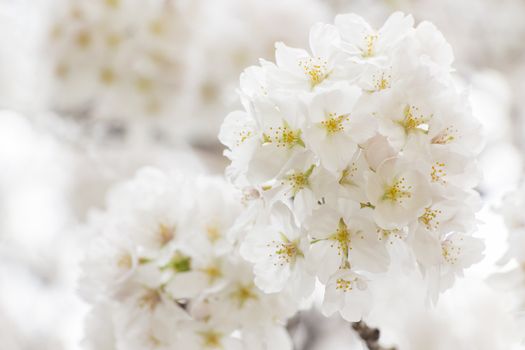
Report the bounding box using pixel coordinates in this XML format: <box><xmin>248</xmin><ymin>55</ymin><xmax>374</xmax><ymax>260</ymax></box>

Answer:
<box><xmin>80</xmin><ymin>168</ymin><xmax>296</xmax><ymax>349</ymax></box>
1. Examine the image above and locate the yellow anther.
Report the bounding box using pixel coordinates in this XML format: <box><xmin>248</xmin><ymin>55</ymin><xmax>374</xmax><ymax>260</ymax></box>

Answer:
<box><xmin>419</xmin><ymin>207</ymin><xmax>442</xmax><ymax>230</ymax></box>
<box><xmin>382</xmin><ymin>177</ymin><xmax>412</xmax><ymax>203</ymax></box>
<box><xmin>321</xmin><ymin>113</ymin><xmax>348</xmax><ymax>134</ymax></box>
<box><xmin>362</xmin><ymin>34</ymin><xmax>378</xmax><ymax>58</ymax></box>
<box><xmin>263</xmin><ymin>121</ymin><xmax>304</xmax><ymax>149</ymax></box>
<box><xmin>398</xmin><ymin>105</ymin><xmax>431</xmax><ymax>134</ymax></box>
<box><xmin>336</xmin><ymin>278</ymin><xmax>353</xmax><ymax>292</ymax></box>
<box><xmin>441</xmin><ymin>240</ymin><xmax>462</xmax><ymax>265</ymax></box>
<box><xmin>299</xmin><ymin>57</ymin><xmax>329</xmax><ymax>87</ymax></box>
<box><xmin>283</xmin><ymin>165</ymin><xmax>315</xmax><ymax>196</ymax></box>
<box><xmin>430</xmin><ymin>161</ymin><xmax>447</xmax><ymax>184</ymax></box>
<box><xmin>268</xmin><ymin>233</ymin><xmax>303</xmax><ymax>266</ymax></box>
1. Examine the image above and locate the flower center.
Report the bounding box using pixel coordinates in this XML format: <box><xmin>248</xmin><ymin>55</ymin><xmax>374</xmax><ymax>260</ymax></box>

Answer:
<box><xmin>430</xmin><ymin>161</ymin><xmax>447</xmax><ymax>184</ymax></box>
<box><xmin>269</xmin><ymin>233</ymin><xmax>303</xmax><ymax>266</ymax></box>
<box><xmin>398</xmin><ymin>105</ymin><xmax>430</xmax><ymax>134</ymax></box>
<box><xmin>299</xmin><ymin>57</ymin><xmax>329</xmax><ymax>87</ymax></box>
<box><xmin>336</xmin><ymin>278</ymin><xmax>354</xmax><ymax>292</ymax></box>
<box><xmin>199</xmin><ymin>330</ymin><xmax>223</xmax><ymax>348</ymax></box>
<box><xmin>419</xmin><ymin>207</ymin><xmax>442</xmax><ymax>230</ymax></box>
<box><xmin>283</xmin><ymin>165</ymin><xmax>315</xmax><ymax>196</ymax></box>
<box><xmin>441</xmin><ymin>240</ymin><xmax>461</xmax><ymax>265</ymax></box>
<box><xmin>362</xmin><ymin>34</ymin><xmax>378</xmax><ymax>58</ymax></box>
<box><xmin>373</xmin><ymin>72</ymin><xmax>391</xmax><ymax>91</ymax></box>
<box><xmin>202</xmin><ymin>264</ymin><xmax>222</xmax><ymax>283</ymax></box>
<box><xmin>230</xmin><ymin>284</ymin><xmax>258</xmax><ymax>308</ymax></box>
<box><xmin>321</xmin><ymin>113</ymin><xmax>348</xmax><ymax>134</ymax></box>
<box><xmin>263</xmin><ymin>121</ymin><xmax>305</xmax><ymax>149</ymax></box>
<box><xmin>382</xmin><ymin>177</ymin><xmax>412</xmax><ymax>203</ymax></box>
<box><xmin>327</xmin><ymin>218</ymin><xmax>363</xmax><ymax>262</ymax></box>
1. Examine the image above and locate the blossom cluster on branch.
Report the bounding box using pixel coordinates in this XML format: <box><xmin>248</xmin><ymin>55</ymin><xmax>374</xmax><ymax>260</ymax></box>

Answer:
<box><xmin>220</xmin><ymin>12</ymin><xmax>484</xmax><ymax>321</ymax></box>
<box><xmin>80</xmin><ymin>169</ymin><xmax>296</xmax><ymax>350</ymax></box>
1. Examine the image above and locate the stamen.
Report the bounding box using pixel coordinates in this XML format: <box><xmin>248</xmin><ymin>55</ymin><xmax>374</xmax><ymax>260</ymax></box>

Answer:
<box><xmin>430</xmin><ymin>161</ymin><xmax>447</xmax><ymax>184</ymax></box>
<box><xmin>362</xmin><ymin>34</ymin><xmax>378</xmax><ymax>58</ymax></box>
<box><xmin>419</xmin><ymin>207</ymin><xmax>442</xmax><ymax>230</ymax></box>
<box><xmin>398</xmin><ymin>105</ymin><xmax>431</xmax><ymax>134</ymax></box>
<box><xmin>267</xmin><ymin>233</ymin><xmax>303</xmax><ymax>266</ymax></box>
<box><xmin>263</xmin><ymin>121</ymin><xmax>304</xmax><ymax>148</ymax></box>
<box><xmin>236</xmin><ymin>130</ymin><xmax>252</xmax><ymax>146</ymax></box>
<box><xmin>441</xmin><ymin>238</ymin><xmax>463</xmax><ymax>265</ymax></box>
<box><xmin>382</xmin><ymin>177</ymin><xmax>412</xmax><ymax>203</ymax></box>
<box><xmin>282</xmin><ymin>165</ymin><xmax>315</xmax><ymax>196</ymax></box>
<box><xmin>321</xmin><ymin>113</ymin><xmax>348</xmax><ymax>134</ymax></box>
<box><xmin>298</xmin><ymin>57</ymin><xmax>329</xmax><ymax>87</ymax></box>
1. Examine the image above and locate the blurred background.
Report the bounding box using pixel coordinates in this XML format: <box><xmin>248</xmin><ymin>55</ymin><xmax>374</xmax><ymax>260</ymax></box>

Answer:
<box><xmin>0</xmin><ymin>0</ymin><xmax>524</xmax><ymax>349</ymax></box>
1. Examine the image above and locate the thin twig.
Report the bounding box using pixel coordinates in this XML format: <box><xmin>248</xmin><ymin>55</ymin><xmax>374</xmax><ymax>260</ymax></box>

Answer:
<box><xmin>351</xmin><ymin>321</ymin><xmax>397</xmax><ymax>350</ymax></box>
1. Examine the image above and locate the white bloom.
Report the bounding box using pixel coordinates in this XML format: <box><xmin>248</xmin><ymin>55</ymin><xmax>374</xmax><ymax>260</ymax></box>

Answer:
<box><xmin>247</xmin><ymin>97</ymin><xmax>307</xmax><ymax>183</ymax></box>
<box><xmin>366</xmin><ymin>157</ymin><xmax>431</xmax><ymax>229</ymax></box>
<box><xmin>268</xmin><ymin>23</ymin><xmax>347</xmax><ymax>91</ymax></box>
<box><xmin>335</xmin><ymin>12</ymin><xmax>414</xmax><ymax>62</ymax></box>
<box><xmin>430</xmin><ymin>233</ymin><xmax>484</xmax><ymax>294</ymax></box>
<box><xmin>303</xmin><ymin>83</ymin><xmax>374</xmax><ymax>173</ymax></box>
<box><xmin>321</xmin><ymin>269</ymin><xmax>372</xmax><ymax>322</ymax></box>
<box><xmin>240</xmin><ymin>204</ymin><xmax>315</xmax><ymax>297</ymax></box>
<box><xmin>306</xmin><ymin>204</ymin><xmax>389</xmax><ymax>283</ymax></box>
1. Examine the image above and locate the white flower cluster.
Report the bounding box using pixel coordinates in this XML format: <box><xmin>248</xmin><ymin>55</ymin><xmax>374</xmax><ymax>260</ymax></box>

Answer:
<box><xmin>46</xmin><ymin>0</ymin><xmax>328</xmax><ymax>141</ymax></box>
<box><xmin>47</xmin><ymin>0</ymin><xmax>197</xmax><ymax>120</ymax></box>
<box><xmin>80</xmin><ymin>168</ymin><xmax>296</xmax><ymax>350</ymax></box>
<box><xmin>220</xmin><ymin>12</ymin><xmax>484</xmax><ymax>321</ymax></box>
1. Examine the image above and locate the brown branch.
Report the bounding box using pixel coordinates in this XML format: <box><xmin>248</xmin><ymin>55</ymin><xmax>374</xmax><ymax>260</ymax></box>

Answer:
<box><xmin>351</xmin><ymin>321</ymin><xmax>397</xmax><ymax>350</ymax></box>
